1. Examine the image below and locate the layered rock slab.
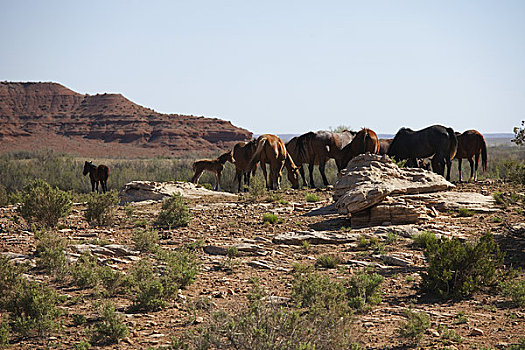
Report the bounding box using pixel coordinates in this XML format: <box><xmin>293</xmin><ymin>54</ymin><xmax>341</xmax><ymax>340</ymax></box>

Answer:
<box><xmin>121</xmin><ymin>181</ymin><xmax>236</xmax><ymax>203</ymax></box>
<box><xmin>334</xmin><ymin>154</ymin><xmax>497</xmax><ymax>227</ymax></box>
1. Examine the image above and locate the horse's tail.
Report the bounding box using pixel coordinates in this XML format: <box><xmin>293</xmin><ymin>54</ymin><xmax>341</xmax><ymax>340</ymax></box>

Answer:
<box><xmin>480</xmin><ymin>134</ymin><xmax>488</xmax><ymax>172</ymax></box>
<box><xmin>446</xmin><ymin>127</ymin><xmax>458</xmax><ymax>160</ymax></box>
<box><xmin>296</xmin><ymin>133</ymin><xmax>311</xmax><ymax>163</ymax></box>
<box><xmin>248</xmin><ymin>137</ymin><xmax>266</xmax><ymax>171</ymax></box>
<box><xmin>102</xmin><ymin>165</ymin><xmax>109</xmax><ymax>181</ymax></box>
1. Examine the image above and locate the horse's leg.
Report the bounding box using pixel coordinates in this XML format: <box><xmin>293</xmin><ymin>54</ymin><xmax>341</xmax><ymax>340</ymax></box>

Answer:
<box><xmin>308</xmin><ymin>162</ymin><xmax>316</xmax><ymax>188</ymax></box>
<box><xmin>244</xmin><ymin>172</ymin><xmax>250</xmax><ymax>192</ymax></box>
<box><xmin>446</xmin><ymin>157</ymin><xmax>452</xmax><ymax>181</ymax></box>
<box><xmin>276</xmin><ymin>162</ymin><xmax>284</xmax><ymax>190</ymax></box>
<box><xmin>298</xmin><ymin>165</ymin><xmax>307</xmax><ymax>188</ymax></box>
<box><xmin>457</xmin><ymin>158</ymin><xmax>463</xmax><ymax>182</ymax></box>
<box><xmin>95</xmin><ymin>181</ymin><xmax>100</xmax><ymax>194</ymax></box>
<box><xmin>235</xmin><ymin>170</ymin><xmax>242</xmax><ymax>192</ymax></box>
<box><xmin>319</xmin><ymin>161</ymin><xmax>329</xmax><ymax>186</ymax></box>
<box><xmin>91</xmin><ymin>179</ymin><xmax>95</xmax><ymax>192</ymax></box>
<box><xmin>216</xmin><ymin>171</ymin><xmax>221</xmax><ymax>191</ymax></box>
<box><xmin>191</xmin><ymin>169</ymin><xmax>203</xmax><ymax>184</ymax></box>
<box><xmin>474</xmin><ymin>152</ymin><xmax>480</xmax><ymax>181</ymax></box>
<box><xmin>261</xmin><ymin>163</ymin><xmax>269</xmax><ymax>190</ymax></box>
<box><xmin>468</xmin><ymin>157</ymin><xmax>474</xmax><ymax>182</ymax></box>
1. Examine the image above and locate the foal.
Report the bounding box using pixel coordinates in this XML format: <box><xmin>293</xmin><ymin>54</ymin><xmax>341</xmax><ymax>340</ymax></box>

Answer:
<box><xmin>191</xmin><ymin>151</ymin><xmax>234</xmax><ymax>191</ymax></box>
<box><xmin>83</xmin><ymin>161</ymin><xmax>109</xmax><ymax>193</ymax></box>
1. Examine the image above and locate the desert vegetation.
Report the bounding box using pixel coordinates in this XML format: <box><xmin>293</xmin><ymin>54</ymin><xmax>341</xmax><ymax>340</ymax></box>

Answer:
<box><xmin>0</xmin><ymin>137</ymin><xmax>523</xmax><ymax>349</ymax></box>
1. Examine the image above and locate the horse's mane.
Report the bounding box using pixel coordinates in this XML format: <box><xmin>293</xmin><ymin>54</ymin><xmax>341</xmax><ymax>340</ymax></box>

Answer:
<box><xmin>218</xmin><ymin>151</ymin><xmax>232</xmax><ymax>163</ymax></box>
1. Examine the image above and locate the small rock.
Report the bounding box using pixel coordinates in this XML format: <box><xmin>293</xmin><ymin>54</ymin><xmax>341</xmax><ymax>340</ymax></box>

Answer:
<box><xmin>247</xmin><ymin>260</ymin><xmax>273</xmax><ymax>269</ymax></box>
<box><xmin>469</xmin><ymin>328</ymin><xmax>484</xmax><ymax>336</ymax></box>
<box><xmin>195</xmin><ymin>317</ymin><xmax>204</xmax><ymax>324</ymax></box>
<box><xmin>426</xmin><ymin>328</ymin><xmax>440</xmax><ymax>337</ymax></box>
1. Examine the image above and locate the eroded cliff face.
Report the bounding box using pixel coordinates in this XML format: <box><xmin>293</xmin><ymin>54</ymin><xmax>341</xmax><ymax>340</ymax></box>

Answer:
<box><xmin>0</xmin><ymin>82</ymin><xmax>252</xmax><ymax>156</ymax></box>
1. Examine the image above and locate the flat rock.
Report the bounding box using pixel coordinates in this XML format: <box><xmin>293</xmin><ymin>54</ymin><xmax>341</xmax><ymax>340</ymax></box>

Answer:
<box><xmin>510</xmin><ymin>223</ymin><xmax>525</xmax><ymax>235</ymax></box>
<box><xmin>204</xmin><ymin>243</ymin><xmax>266</xmax><ymax>256</ymax></box>
<box><xmin>334</xmin><ymin>153</ymin><xmax>455</xmax><ymax>214</ymax></box>
<box><xmin>121</xmin><ymin>181</ymin><xmax>236</xmax><ymax>203</ymax></box>
<box><xmin>273</xmin><ymin>231</ymin><xmax>360</xmax><ymax>245</ymax></box>
<box><xmin>247</xmin><ymin>260</ymin><xmax>273</xmax><ymax>269</ymax></box>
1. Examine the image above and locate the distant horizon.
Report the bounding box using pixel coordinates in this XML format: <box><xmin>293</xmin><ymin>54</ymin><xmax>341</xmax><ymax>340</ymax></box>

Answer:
<box><xmin>1</xmin><ymin>1</ymin><xmax>524</xmax><ymax>135</ymax></box>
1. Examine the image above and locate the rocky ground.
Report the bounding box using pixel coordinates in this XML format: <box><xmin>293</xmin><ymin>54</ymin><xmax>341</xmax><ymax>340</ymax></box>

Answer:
<box><xmin>0</xmin><ymin>181</ymin><xmax>524</xmax><ymax>349</ymax></box>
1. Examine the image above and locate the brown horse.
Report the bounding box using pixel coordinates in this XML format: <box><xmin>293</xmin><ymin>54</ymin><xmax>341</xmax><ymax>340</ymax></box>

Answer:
<box><xmin>191</xmin><ymin>151</ymin><xmax>234</xmax><ymax>191</ymax></box>
<box><xmin>83</xmin><ymin>161</ymin><xmax>109</xmax><ymax>193</ymax></box>
<box><xmin>378</xmin><ymin>138</ymin><xmax>392</xmax><ymax>155</ymax></box>
<box><xmin>232</xmin><ymin>140</ymin><xmax>258</xmax><ymax>192</ymax></box>
<box><xmin>249</xmin><ymin>134</ymin><xmax>299</xmax><ymax>190</ymax></box>
<box><xmin>339</xmin><ymin>128</ymin><xmax>380</xmax><ymax>169</ymax></box>
<box><xmin>454</xmin><ymin>129</ymin><xmax>487</xmax><ymax>182</ymax></box>
<box><xmin>286</xmin><ymin>130</ymin><xmax>355</xmax><ymax>188</ymax></box>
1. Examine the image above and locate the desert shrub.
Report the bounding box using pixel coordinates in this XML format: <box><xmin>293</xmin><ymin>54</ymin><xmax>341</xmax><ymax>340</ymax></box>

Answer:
<box><xmin>89</xmin><ymin>302</ymin><xmax>128</xmax><ymax>345</ymax></box>
<box><xmin>305</xmin><ymin>193</ymin><xmax>321</xmax><ymax>202</ymax></box>
<box><xmin>34</xmin><ymin>230</ymin><xmax>68</xmax><ymax>279</ymax></box>
<box><xmin>316</xmin><ymin>254</ymin><xmax>342</xmax><ymax>268</ymax></box>
<box><xmin>129</xmin><ymin>259</ymin><xmax>166</xmax><ymax>311</ymax></box>
<box><xmin>457</xmin><ymin>207</ymin><xmax>475</xmax><ymax>217</ymax></box>
<box><xmin>500</xmin><ymin>278</ymin><xmax>525</xmax><ymax>307</ymax></box>
<box><xmin>5</xmin><ymin>279</ymin><xmax>61</xmax><ymax>337</ymax></box>
<box><xmin>248</xmin><ymin>176</ymin><xmax>267</xmax><ymax>200</ymax></box>
<box><xmin>493</xmin><ymin>191</ymin><xmax>509</xmax><ymax>208</ymax></box>
<box><xmin>158</xmin><ymin>247</ymin><xmax>200</xmax><ymax>295</ymax></box>
<box><xmin>85</xmin><ymin>190</ymin><xmax>120</xmax><ymax>226</ymax></box>
<box><xmin>411</xmin><ymin>231</ymin><xmax>438</xmax><ymax>249</ymax></box>
<box><xmin>512</xmin><ymin>121</ymin><xmax>525</xmax><ymax>146</ymax></box>
<box><xmin>74</xmin><ymin>341</ymin><xmax>91</xmax><ymax>350</ymax></box>
<box><xmin>0</xmin><ymin>185</ymin><xmax>7</xmax><ymax>207</ymax></box>
<box><xmin>176</xmin><ymin>282</ymin><xmax>361</xmax><ymax>350</ymax></box>
<box><xmin>71</xmin><ymin>252</ymin><xmax>100</xmax><ymax>289</ymax></box>
<box><xmin>98</xmin><ymin>266</ymin><xmax>129</xmax><ymax>297</ymax></box>
<box><xmin>439</xmin><ymin>324</ymin><xmax>463</xmax><ymax>344</ymax></box>
<box><xmin>386</xmin><ymin>232</ymin><xmax>398</xmax><ymax>244</ymax></box>
<box><xmin>291</xmin><ymin>266</ymin><xmax>350</xmax><ymax>315</ymax></box>
<box><xmin>132</xmin><ymin>228</ymin><xmax>159</xmax><ymax>253</ymax></box>
<box><xmin>396</xmin><ymin>309</ymin><xmax>430</xmax><ymax>343</ymax></box>
<box><xmin>420</xmin><ymin>232</ymin><xmax>504</xmax><ymax>299</ymax></box>
<box><xmin>262</xmin><ymin>213</ymin><xmax>282</xmax><ymax>225</ymax></box>
<box><xmin>346</xmin><ymin>270</ymin><xmax>384</xmax><ymax>311</ymax></box>
<box><xmin>71</xmin><ymin>313</ymin><xmax>87</xmax><ymax>326</ymax></box>
<box><xmin>17</xmin><ymin>179</ymin><xmax>72</xmax><ymax>228</ymax></box>
<box><xmin>155</xmin><ymin>194</ymin><xmax>191</xmax><ymax>229</ymax></box>
<box><xmin>0</xmin><ymin>318</ymin><xmax>10</xmax><ymax>349</ymax></box>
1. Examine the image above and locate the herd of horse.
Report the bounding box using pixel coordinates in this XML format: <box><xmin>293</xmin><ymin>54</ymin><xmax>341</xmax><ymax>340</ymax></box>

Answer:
<box><xmin>82</xmin><ymin>124</ymin><xmax>488</xmax><ymax>194</ymax></box>
<box><xmin>190</xmin><ymin>124</ymin><xmax>488</xmax><ymax>192</ymax></box>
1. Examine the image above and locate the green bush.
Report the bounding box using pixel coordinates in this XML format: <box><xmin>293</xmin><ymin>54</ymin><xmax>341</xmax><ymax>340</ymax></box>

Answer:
<box><xmin>420</xmin><ymin>232</ymin><xmax>504</xmax><ymax>299</ymax></box>
<box><xmin>316</xmin><ymin>254</ymin><xmax>342</xmax><ymax>268</ymax></box>
<box><xmin>129</xmin><ymin>259</ymin><xmax>166</xmax><ymax>311</ymax></box>
<box><xmin>397</xmin><ymin>309</ymin><xmax>430</xmax><ymax>343</ymax></box>
<box><xmin>155</xmin><ymin>194</ymin><xmax>191</xmax><ymax>229</ymax></box>
<box><xmin>412</xmin><ymin>231</ymin><xmax>438</xmax><ymax>249</ymax></box>
<box><xmin>0</xmin><ymin>185</ymin><xmax>7</xmax><ymax>207</ymax></box>
<box><xmin>500</xmin><ymin>278</ymin><xmax>525</xmax><ymax>307</ymax></box>
<box><xmin>89</xmin><ymin>302</ymin><xmax>129</xmax><ymax>345</ymax></box>
<box><xmin>176</xmin><ymin>282</ymin><xmax>361</xmax><ymax>350</ymax></box>
<box><xmin>17</xmin><ymin>179</ymin><xmax>72</xmax><ymax>228</ymax></box>
<box><xmin>262</xmin><ymin>213</ymin><xmax>282</xmax><ymax>225</ymax></box>
<box><xmin>305</xmin><ymin>193</ymin><xmax>321</xmax><ymax>202</ymax></box>
<box><xmin>74</xmin><ymin>341</ymin><xmax>91</xmax><ymax>350</ymax></box>
<box><xmin>98</xmin><ymin>266</ymin><xmax>129</xmax><ymax>297</ymax></box>
<box><xmin>34</xmin><ymin>230</ymin><xmax>68</xmax><ymax>278</ymax></box>
<box><xmin>133</xmin><ymin>228</ymin><xmax>159</xmax><ymax>253</ymax></box>
<box><xmin>493</xmin><ymin>191</ymin><xmax>509</xmax><ymax>208</ymax></box>
<box><xmin>0</xmin><ymin>318</ymin><xmax>10</xmax><ymax>349</ymax></box>
<box><xmin>85</xmin><ymin>190</ymin><xmax>120</xmax><ymax>226</ymax></box>
<box><xmin>158</xmin><ymin>247</ymin><xmax>200</xmax><ymax>295</ymax></box>
<box><xmin>247</xmin><ymin>175</ymin><xmax>267</xmax><ymax>201</ymax></box>
<box><xmin>71</xmin><ymin>252</ymin><xmax>100</xmax><ymax>289</ymax></box>
<box><xmin>457</xmin><ymin>207</ymin><xmax>475</xmax><ymax>217</ymax></box>
<box><xmin>346</xmin><ymin>271</ymin><xmax>384</xmax><ymax>311</ymax></box>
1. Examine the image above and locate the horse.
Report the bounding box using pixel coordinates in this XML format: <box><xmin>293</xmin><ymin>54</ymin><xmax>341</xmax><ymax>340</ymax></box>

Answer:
<box><xmin>83</xmin><ymin>161</ymin><xmax>109</xmax><ymax>193</ymax></box>
<box><xmin>232</xmin><ymin>140</ymin><xmax>258</xmax><ymax>192</ymax></box>
<box><xmin>454</xmin><ymin>129</ymin><xmax>487</xmax><ymax>182</ymax></box>
<box><xmin>248</xmin><ymin>134</ymin><xmax>299</xmax><ymax>190</ymax></box>
<box><xmin>191</xmin><ymin>150</ymin><xmax>234</xmax><ymax>191</ymax></box>
<box><xmin>378</xmin><ymin>138</ymin><xmax>392</xmax><ymax>155</ymax></box>
<box><xmin>387</xmin><ymin>125</ymin><xmax>457</xmax><ymax>181</ymax></box>
<box><xmin>286</xmin><ymin>130</ymin><xmax>355</xmax><ymax>188</ymax></box>
<box><xmin>339</xmin><ymin>128</ymin><xmax>380</xmax><ymax>169</ymax></box>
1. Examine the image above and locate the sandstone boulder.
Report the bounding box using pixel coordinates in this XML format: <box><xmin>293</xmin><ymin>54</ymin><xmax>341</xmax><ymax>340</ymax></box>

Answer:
<box><xmin>121</xmin><ymin>181</ymin><xmax>236</xmax><ymax>203</ymax></box>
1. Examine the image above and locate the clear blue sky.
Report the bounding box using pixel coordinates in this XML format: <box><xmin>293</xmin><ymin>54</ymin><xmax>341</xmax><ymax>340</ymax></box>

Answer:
<box><xmin>1</xmin><ymin>0</ymin><xmax>524</xmax><ymax>135</ymax></box>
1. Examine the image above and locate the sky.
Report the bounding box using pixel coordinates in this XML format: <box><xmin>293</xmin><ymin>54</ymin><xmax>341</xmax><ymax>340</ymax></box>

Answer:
<box><xmin>1</xmin><ymin>0</ymin><xmax>524</xmax><ymax>135</ymax></box>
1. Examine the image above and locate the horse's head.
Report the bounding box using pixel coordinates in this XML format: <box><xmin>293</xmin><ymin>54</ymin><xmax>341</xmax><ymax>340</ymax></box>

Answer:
<box><xmin>219</xmin><ymin>150</ymin><xmax>234</xmax><ymax>164</ymax></box>
<box><xmin>286</xmin><ymin>165</ymin><xmax>300</xmax><ymax>189</ymax></box>
<box><xmin>83</xmin><ymin>161</ymin><xmax>92</xmax><ymax>176</ymax></box>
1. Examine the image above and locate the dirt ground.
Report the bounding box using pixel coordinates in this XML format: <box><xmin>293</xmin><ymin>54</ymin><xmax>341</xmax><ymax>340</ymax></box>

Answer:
<box><xmin>0</xmin><ymin>181</ymin><xmax>524</xmax><ymax>349</ymax></box>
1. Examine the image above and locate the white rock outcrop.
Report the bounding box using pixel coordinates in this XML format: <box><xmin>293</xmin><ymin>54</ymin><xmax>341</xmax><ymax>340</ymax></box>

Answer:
<box><xmin>121</xmin><ymin>181</ymin><xmax>236</xmax><ymax>203</ymax></box>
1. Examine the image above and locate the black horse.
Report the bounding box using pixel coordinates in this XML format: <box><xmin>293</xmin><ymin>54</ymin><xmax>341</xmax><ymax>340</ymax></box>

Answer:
<box><xmin>387</xmin><ymin>125</ymin><xmax>457</xmax><ymax>180</ymax></box>
<box><xmin>83</xmin><ymin>161</ymin><xmax>109</xmax><ymax>193</ymax></box>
